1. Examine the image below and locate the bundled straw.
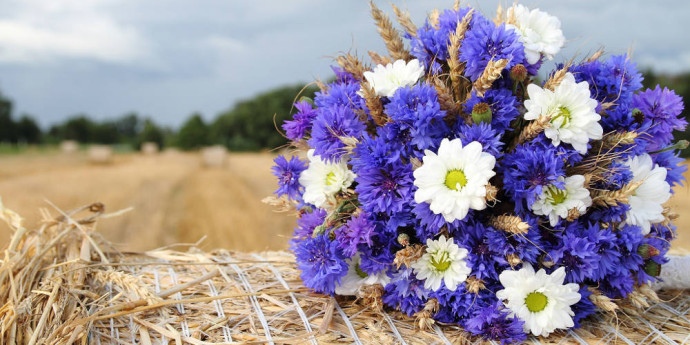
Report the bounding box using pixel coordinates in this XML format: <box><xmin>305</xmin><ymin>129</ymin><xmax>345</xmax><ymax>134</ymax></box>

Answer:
<box><xmin>1</xmin><ymin>202</ymin><xmax>689</xmax><ymax>344</ymax></box>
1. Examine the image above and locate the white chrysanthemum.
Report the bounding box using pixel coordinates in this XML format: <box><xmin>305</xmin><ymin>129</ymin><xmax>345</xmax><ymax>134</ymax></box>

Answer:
<box><xmin>622</xmin><ymin>154</ymin><xmax>671</xmax><ymax>235</ymax></box>
<box><xmin>506</xmin><ymin>4</ymin><xmax>565</xmax><ymax>65</ymax></box>
<box><xmin>531</xmin><ymin>175</ymin><xmax>592</xmax><ymax>226</ymax></box>
<box><xmin>299</xmin><ymin>150</ymin><xmax>356</xmax><ymax>208</ymax></box>
<box><xmin>362</xmin><ymin>59</ymin><xmax>424</xmax><ymax>97</ymax></box>
<box><xmin>524</xmin><ymin>73</ymin><xmax>603</xmax><ymax>154</ymax></box>
<box><xmin>414</xmin><ymin>138</ymin><xmax>496</xmax><ymax>222</ymax></box>
<box><xmin>335</xmin><ymin>254</ymin><xmax>390</xmax><ymax>296</ymax></box>
<box><xmin>496</xmin><ymin>264</ymin><xmax>581</xmax><ymax>337</ymax></box>
<box><xmin>411</xmin><ymin>235</ymin><xmax>471</xmax><ymax>291</ymax></box>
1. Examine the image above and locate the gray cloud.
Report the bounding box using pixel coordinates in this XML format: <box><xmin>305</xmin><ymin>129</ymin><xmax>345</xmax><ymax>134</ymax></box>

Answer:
<box><xmin>0</xmin><ymin>0</ymin><xmax>687</xmax><ymax>127</ymax></box>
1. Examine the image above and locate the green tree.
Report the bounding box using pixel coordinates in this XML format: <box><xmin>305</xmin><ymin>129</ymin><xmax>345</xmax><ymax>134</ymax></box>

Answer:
<box><xmin>0</xmin><ymin>95</ymin><xmax>15</xmax><ymax>143</ymax></box>
<box><xmin>137</xmin><ymin>118</ymin><xmax>165</xmax><ymax>149</ymax></box>
<box><xmin>211</xmin><ymin>83</ymin><xmax>318</xmax><ymax>151</ymax></box>
<box><xmin>15</xmin><ymin>115</ymin><xmax>42</xmax><ymax>144</ymax></box>
<box><xmin>176</xmin><ymin>113</ymin><xmax>209</xmax><ymax>150</ymax></box>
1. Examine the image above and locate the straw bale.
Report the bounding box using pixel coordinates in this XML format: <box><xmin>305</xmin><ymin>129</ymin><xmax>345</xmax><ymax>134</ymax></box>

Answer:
<box><xmin>60</xmin><ymin>140</ymin><xmax>79</xmax><ymax>154</ymax></box>
<box><xmin>88</xmin><ymin>145</ymin><xmax>113</xmax><ymax>164</ymax></box>
<box><xmin>201</xmin><ymin>145</ymin><xmax>228</xmax><ymax>168</ymax></box>
<box><xmin>142</xmin><ymin>142</ymin><xmax>160</xmax><ymax>155</ymax></box>
<box><xmin>1</xmin><ymin>202</ymin><xmax>689</xmax><ymax>345</ymax></box>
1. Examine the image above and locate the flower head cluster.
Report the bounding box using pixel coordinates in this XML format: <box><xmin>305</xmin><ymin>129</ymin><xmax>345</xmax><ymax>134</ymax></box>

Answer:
<box><xmin>273</xmin><ymin>3</ymin><xmax>685</xmax><ymax>344</ymax></box>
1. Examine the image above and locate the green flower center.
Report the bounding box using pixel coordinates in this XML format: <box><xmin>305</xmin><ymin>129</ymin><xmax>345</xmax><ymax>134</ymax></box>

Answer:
<box><xmin>430</xmin><ymin>251</ymin><xmax>452</xmax><ymax>272</ymax></box>
<box><xmin>325</xmin><ymin>172</ymin><xmax>336</xmax><ymax>186</ymax></box>
<box><xmin>551</xmin><ymin>106</ymin><xmax>572</xmax><ymax>128</ymax></box>
<box><xmin>525</xmin><ymin>291</ymin><xmax>548</xmax><ymax>313</ymax></box>
<box><xmin>445</xmin><ymin>169</ymin><xmax>467</xmax><ymax>191</ymax></box>
<box><xmin>354</xmin><ymin>263</ymin><xmax>368</xmax><ymax>278</ymax></box>
<box><xmin>545</xmin><ymin>186</ymin><xmax>568</xmax><ymax>205</ymax></box>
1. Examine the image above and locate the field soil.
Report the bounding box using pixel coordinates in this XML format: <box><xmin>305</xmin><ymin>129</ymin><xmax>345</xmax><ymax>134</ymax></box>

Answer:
<box><xmin>0</xmin><ymin>151</ymin><xmax>688</xmax><ymax>252</ymax></box>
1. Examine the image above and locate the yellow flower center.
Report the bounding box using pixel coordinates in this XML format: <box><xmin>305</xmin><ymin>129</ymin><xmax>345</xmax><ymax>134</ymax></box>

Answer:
<box><xmin>525</xmin><ymin>291</ymin><xmax>548</xmax><ymax>313</ymax></box>
<box><xmin>551</xmin><ymin>106</ymin><xmax>572</xmax><ymax>128</ymax></box>
<box><xmin>430</xmin><ymin>251</ymin><xmax>451</xmax><ymax>272</ymax></box>
<box><xmin>445</xmin><ymin>169</ymin><xmax>467</xmax><ymax>191</ymax></box>
<box><xmin>325</xmin><ymin>172</ymin><xmax>336</xmax><ymax>186</ymax></box>
<box><xmin>354</xmin><ymin>263</ymin><xmax>368</xmax><ymax>278</ymax></box>
<box><xmin>545</xmin><ymin>185</ymin><xmax>568</xmax><ymax>205</ymax></box>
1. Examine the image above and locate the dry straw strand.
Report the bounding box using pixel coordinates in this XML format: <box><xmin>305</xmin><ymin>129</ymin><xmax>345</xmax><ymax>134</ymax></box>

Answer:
<box><xmin>391</xmin><ymin>4</ymin><xmax>417</xmax><ymax>38</ymax></box>
<box><xmin>370</xmin><ymin>1</ymin><xmax>411</xmax><ymax>61</ymax></box>
<box><xmin>587</xmin><ymin>49</ymin><xmax>605</xmax><ymax>63</ymax></box>
<box><xmin>472</xmin><ymin>58</ymin><xmax>508</xmax><ymax>97</ymax></box>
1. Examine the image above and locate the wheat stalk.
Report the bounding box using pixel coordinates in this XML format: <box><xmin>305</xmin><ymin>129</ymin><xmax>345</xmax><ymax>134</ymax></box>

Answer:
<box><xmin>448</xmin><ymin>10</ymin><xmax>474</xmax><ymax>100</ymax></box>
<box><xmin>489</xmin><ymin>214</ymin><xmax>529</xmax><ymax>234</ymax></box>
<box><xmin>472</xmin><ymin>59</ymin><xmax>508</xmax><ymax>97</ymax></box>
<box><xmin>589</xmin><ymin>288</ymin><xmax>619</xmax><ymax>312</ymax></box>
<box><xmin>513</xmin><ymin>114</ymin><xmax>552</xmax><ymax>147</ymax></box>
<box><xmin>591</xmin><ymin>180</ymin><xmax>644</xmax><ymax>207</ymax></box>
<box><xmin>335</xmin><ymin>53</ymin><xmax>368</xmax><ymax>81</ymax></box>
<box><xmin>370</xmin><ymin>1</ymin><xmax>411</xmax><ymax>61</ymax></box>
<box><xmin>391</xmin><ymin>4</ymin><xmax>417</xmax><ymax>38</ymax></box>
<box><xmin>368</xmin><ymin>51</ymin><xmax>390</xmax><ymax>66</ymax></box>
<box><xmin>360</xmin><ymin>81</ymin><xmax>386</xmax><ymax>126</ymax></box>
<box><xmin>543</xmin><ymin>62</ymin><xmax>573</xmax><ymax>91</ymax></box>
<box><xmin>430</xmin><ymin>76</ymin><xmax>461</xmax><ymax>119</ymax></box>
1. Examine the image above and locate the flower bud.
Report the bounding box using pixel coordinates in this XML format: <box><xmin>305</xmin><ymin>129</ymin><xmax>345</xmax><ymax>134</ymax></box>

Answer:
<box><xmin>643</xmin><ymin>260</ymin><xmax>661</xmax><ymax>277</ymax></box>
<box><xmin>397</xmin><ymin>233</ymin><xmax>411</xmax><ymax>247</ymax></box>
<box><xmin>510</xmin><ymin>64</ymin><xmax>527</xmax><ymax>82</ymax></box>
<box><xmin>637</xmin><ymin>244</ymin><xmax>660</xmax><ymax>259</ymax></box>
<box><xmin>299</xmin><ymin>96</ymin><xmax>314</xmax><ymax>105</ymax></box>
<box><xmin>471</xmin><ymin>102</ymin><xmax>492</xmax><ymax>124</ymax></box>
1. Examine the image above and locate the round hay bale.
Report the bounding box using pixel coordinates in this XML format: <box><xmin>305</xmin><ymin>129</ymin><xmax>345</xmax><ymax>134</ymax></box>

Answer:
<box><xmin>88</xmin><ymin>145</ymin><xmax>113</xmax><ymax>164</ymax></box>
<box><xmin>60</xmin><ymin>140</ymin><xmax>79</xmax><ymax>154</ymax></box>
<box><xmin>141</xmin><ymin>142</ymin><xmax>159</xmax><ymax>155</ymax></box>
<box><xmin>201</xmin><ymin>145</ymin><xmax>227</xmax><ymax>168</ymax></box>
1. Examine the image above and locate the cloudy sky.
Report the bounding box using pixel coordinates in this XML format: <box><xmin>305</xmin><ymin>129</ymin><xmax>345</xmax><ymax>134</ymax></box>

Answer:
<box><xmin>0</xmin><ymin>0</ymin><xmax>688</xmax><ymax>127</ymax></box>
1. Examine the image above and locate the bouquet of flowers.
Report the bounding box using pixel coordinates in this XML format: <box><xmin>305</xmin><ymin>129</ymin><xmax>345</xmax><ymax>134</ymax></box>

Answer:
<box><xmin>268</xmin><ymin>2</ymin><xmax>687</xmax><ymax>342</ymax></box>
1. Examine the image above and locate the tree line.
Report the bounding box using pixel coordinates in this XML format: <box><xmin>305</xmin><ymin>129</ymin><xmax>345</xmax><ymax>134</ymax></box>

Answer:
<box><xmin>0</xmin><ymin>70</ymin><xmax>685</xmax><ymax>153</ymax></box>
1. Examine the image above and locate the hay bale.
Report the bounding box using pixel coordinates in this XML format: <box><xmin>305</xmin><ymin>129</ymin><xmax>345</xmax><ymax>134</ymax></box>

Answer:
<box><xmin>0</xmin><ymin>202</ymin><xmax>689</xmax><ymax>345</ymax></box>
<box><xmin>60</xmin><ymin>140</ymin><xmax>79</xmax><ymax>154</ymax></box>
<box><xmin>141</xmin><ymin>142</ymin><xmax>159</xmax><ymax>155</ymax></box>
<box><xmin>88</xmin><ymin>145</ymin><xmax>113</xmax><ymax>164</ymax></box>
<box><xmin>201</xmin><ymin>145</ymin><xmax>227</xmax><ymax>168</ymax></box>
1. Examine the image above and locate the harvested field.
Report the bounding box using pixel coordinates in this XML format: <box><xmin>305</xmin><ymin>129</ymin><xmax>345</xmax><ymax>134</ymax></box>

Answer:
<box><xmin>0</xmin><ymin>150</ymin><xmax>688</xmax><ymax>252</ymax></box>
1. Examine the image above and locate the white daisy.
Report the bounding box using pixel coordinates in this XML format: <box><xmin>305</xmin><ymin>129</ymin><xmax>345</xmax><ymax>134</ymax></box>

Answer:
<box><xmin>524</xmin><ymin>72</ymin><xmax>603</xmax><ymax>154</ymax></box>
<box><xmin>335</xmin><ymin>254</ymin><xmax>390</xmax><ymax>296</ymax></box>
<box><xmin>412</xmin><ymin>235</ymin><xmax>471</xmax><ymax>291</ymax></box>
<box><xmin>531</xmin><ymin>175</ymin><xmax>592</xmax><ymax>226</ymax></box>
<box><xmin>299</xmin><ymin>149</ymin><xmax>356</xmax><ymax>208</ymax></box>
<box><xmin>506</xmin><ymin>5</ymin><xmax>565</xmax><ymax>65</ymax></box>
<box><xmin>496</xmin><ymin>264</ymin><xmax>581</xmax><ymax>337</ymax></box>
<box><xmin>622</xmin><ymin>154</ymin><xmax>671</xmax><ymax>235</ymax></box>
<box><xmin>362</xmin><ymin>59</ymin><xmax>424</xmax><ymax>97</ymax></box>
<box><xmin>413</xmin><ymin>138</ymin><xmax>496</xmax><ymax>222</ymax></box>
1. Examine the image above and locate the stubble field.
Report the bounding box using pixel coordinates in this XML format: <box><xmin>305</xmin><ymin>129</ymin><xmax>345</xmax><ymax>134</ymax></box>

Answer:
<box><xmin>0</xmin><ymin>150</ymin><xmax>688</xmax><ymax>252</ymax></box>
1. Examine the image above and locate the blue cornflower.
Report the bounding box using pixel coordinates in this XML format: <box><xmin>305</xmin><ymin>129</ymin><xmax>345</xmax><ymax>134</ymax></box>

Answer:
<box><xmin>308</xmin><ymin>105</ymin><xmax>365</xmax><ymax>162</ymax></box>
<box><xmin>293</xmin><ymin>208</ymin><xmax>326</xmax><ymax>240</ymax></box>
<box><xmin>547</xmin><ymin>224</ymin><xmax>600</xmax><ymax>283</ymax></box>
<box><xmin>654</xmin><ymin>150</ymin><xmax>687</xmax><ymax>190</ymax></box>
<box><xmin>634</xmin><ymin>85</ymin><xmax>686</xmax><ymax>149</ymax></box>
<box><xmin>413</xmin><ymin>202</ymin><xmax>471</xmax><ymax>241</ymax></box>
<box><xmin>485</xmin><ymin>214</ymin><xmax>542</xmax><ymax>265</ymax></box>
<box><xmin>501</xmin><ymin>142</ymin><xmax>565</xmax><ymax>213</ymax></box>
<box><xmin>282</xmin><ymin>100</ymin><xmax>317</xmax><ymax>141</ymax></box>
<box><xmin>351</xmin><ymin>134</ymin><xmax>402</xmax><ymax>171</ymax></box>
<box><xmin>355</xmin><ymin>162</ymin><xmax>414</xmax><ymax>215</ymax></box>
<box><xmin>294</xmin><ymin>234</ymin><xmax>349</xmax><ymax>295</ymax></box>
<box><xmin>464</xmin><ymin>302</ymin><xmax>527</xmax><ymax>345</ymax></box>
<box><xmin>314</xmin><ymin>81</ymin><xmax>365</xmax><ymax>110</ymax></box>
<box><xmin>457</xmin><ymin>220</ymin><xmax>505</xmax><ymax>280</ymax></box>
<box><xmin>334</xmin><ymin>213</ymin><xmax>375</xmax><ymax>257</ymax></box>
<box><xmin>432</xmin><ymin>285</ymin><xmax>494</xmax><ymax>324</ymax></box>
<box><xmin>382</xmin><ymin>267</ymin><xmax>429</xmax><ymax>316</ymax></box>
<box><xmin>464</xmin><ymin>89</ymin><xmax>520</xmax><ymax>133</ymax></box>
<box><xmin>459</xmin><ymin>16</ymin><xmax>525</xmax><ymax>81</ymax></box>
<box><xmin>359</xmin><ymin>230</ymin><xmax>397</xmax><ymax>276</ymax></box>
<box><xmin>271</xmin><ymin>155</ymin><xmax>307</xmax><ymax>200</ymax></box>
<box><xmin>409</xmin><ymin>8</ymin><xmax>476</xmax><ymax>73</ymax></box>
<box><xmin>384</xmin><ymin>84</ymin><xmax>450</xmax><ymax>151</ymax></box>
<box><xmin>454</xmin><ymin>122</ymin><xmax>505</xmax><ymax>159</ymax></box>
